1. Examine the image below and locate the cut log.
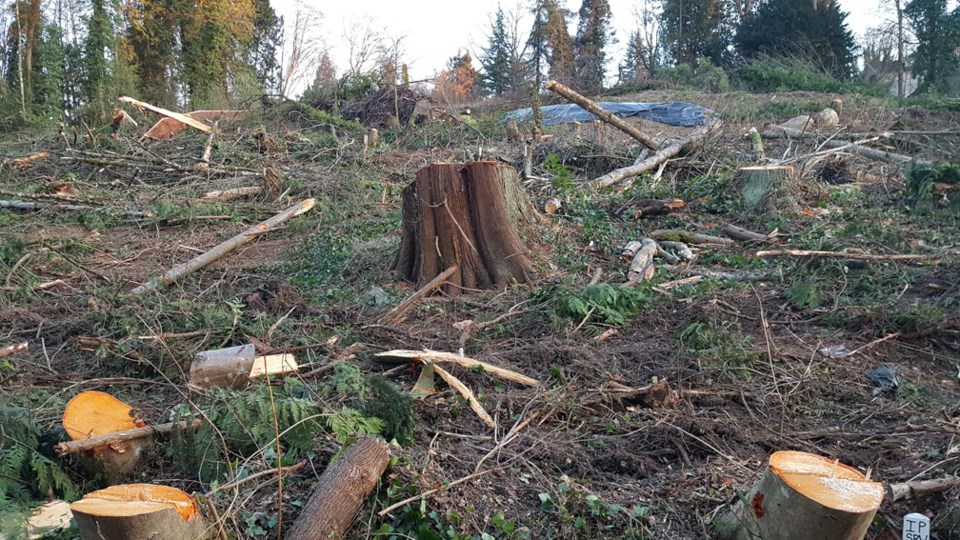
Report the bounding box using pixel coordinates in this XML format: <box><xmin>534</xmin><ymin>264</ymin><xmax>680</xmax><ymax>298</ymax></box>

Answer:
<box><xmin>589</xmin><ymin>118</ymin><xmax>721</xmax><ymax>191</ymax></box>
<box><xmin>390</xmin><ymin>162</ymin><xmax>539</xmax><ymax>294</ymax></box>
<box><xmin>0</xmin><ymin>341</ymin><xmax>28</xmax><ymax>359</ymax></box>
<box><xmin>723</xmin><ymin>224</ymin><xmax>769</xmax><ymax>242</ymax></box>
<box><xmin>625</xmin><ymin>238</ymin><xmax>658</xmax><ymax>285</ymax></box>
<box><xmin>716</xmin><ymin>451</ymin><xmax>883</xmax><ymax>540</ymax></box>
<box><xmin>543</xmin><ymin>197</ymin><xmax>563</xmax><ymax>214</ymax></box>
<box><xmin>62</xmin><ymin>391</ymin><xmax>148</xmax><ymax>481</ymax></box>
<box><xmin>286</xmin><ymin>437</ymin><xmax>390</xmax><ymax>540</ymax></box>
<box><xmin>70</xmin><ymin>484</ymin><xmax>207</xmax><ymax>540</ymax></box>
<box><xmin>887</xmin><ymin>476</ymin><xmax>960</xmax><ymax>502</ymax></box>
<box><xmin>620</xmin><ymin>241</ymin><xmax>643</xmax><ymax>262</ymax></box>
<box><xmin>634</xmin><ymin>198</ymin><xmax>685</xmax><ymax>218</ymax></box>
<box><xmin>131</xmin><ymin>198</ymin><xmax>315</xmax><ymax>294</ymax></box>
<box><xmin>4</xmin><ymin>151</ymin><xmax>49</xmax><ymax>169</ymax></box>
<box><xmin>379</xmin><ymin>266</ymin><xmax>459</xmax><ymax>325</ymax></box>
<box><xmin>201</xmin><ymin>186</ymin><xmax>262</xmax><ymax>202</ymax></box>
<box><xmin>736</xmin><ymin>165</ymin><xmax>798</xmax><ymax>214</ymax></box>
<box><xmin>189</xmin><ymin>344</ymin><xmax>298</xmax><ymax>389</ymax></box>
<box><xmin>545</xmin><ymin>80</ymin><xmax>658</xmax><ymax>149</ymax></box>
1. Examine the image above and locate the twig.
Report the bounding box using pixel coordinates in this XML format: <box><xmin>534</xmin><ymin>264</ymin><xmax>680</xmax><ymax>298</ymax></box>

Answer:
<box><xmin>206</xmin><ymin>460</ymin><xmax>307</xmax><ymax>496</ymax></box>
<box><xmin>434</xmin><ymin>364</ymin><xmax>495</xmax><ymax>428</ymax></box>
<box><xmin>377</xmin><ymin>468</ymin><xmax>497</xmax><ymax>517</ymax></box>
<box><xmin>378</xmin><ymin>266</ymin><xmax>459</xmax><ymax>325</ymax></box>
<box><xmin>205</xmin><ymin>498</ymin><xmax>229</xmax><ymax>540</ymax></box>
<box><xmin>56</xmin><ymin>420</ymin><xmax>202</xmax><ymax>455</ymax></box>
<box><xmin>756</xmin><ymin>249</ymin><xmax>934</xmax><ymax>262</ymax></box>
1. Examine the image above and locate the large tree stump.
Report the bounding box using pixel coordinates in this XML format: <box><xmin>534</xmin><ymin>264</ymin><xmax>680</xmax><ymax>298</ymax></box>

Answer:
<box><xmin>70</xmin><ymin>484</ymin><xmax>207</xmax><ymax>540</ymax></box>
<box><xmin>286</xmin><ymin>437</ymin><xmax>390</xmax><ymax>540</ymax></box>
<box><xmin>392</xmin><ymin>162</ymin><xmax>539</xmax><ymax>294</ymax></box>
<box><xmin>716</xmin><ymin>451</ymin><xmax>883</xmax><ymax>540</ymax></box>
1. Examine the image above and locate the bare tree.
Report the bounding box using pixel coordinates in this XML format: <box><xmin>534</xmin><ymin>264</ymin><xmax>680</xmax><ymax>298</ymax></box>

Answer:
<box><xmin>342</xmin><ymin>16</ymin><xmax>385</xmax><ymax>79</ymax></box>
<box><xmin>632</xmin><ymin>0</ymin><xmax>661</xmax><ymax>77</ymax></box>
<box><xmin>279</xmin><ymin>1</ymin><xmax>326</xmax><ymax>97</ymax></box>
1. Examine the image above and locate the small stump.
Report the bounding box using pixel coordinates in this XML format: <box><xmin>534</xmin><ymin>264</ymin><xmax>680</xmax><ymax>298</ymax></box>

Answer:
<box><xmin>70</xmin><ymin>484</ymin><xmax>206</xmax><ymax>540</ymax></box>
<box><xmin>392</xmin><ymin>161</ymin><xmax>540</xmax><ymax>294</ymax></box>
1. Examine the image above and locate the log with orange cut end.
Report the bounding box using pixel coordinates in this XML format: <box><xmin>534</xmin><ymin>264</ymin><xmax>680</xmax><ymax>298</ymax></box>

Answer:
<box><xmin>62</xmin><ymin>391</ymin><xmax>149</xmax><ymax>482</ymax></box>
<box><xmin>717</xmin><ymin>450</ymin><xmax>884</xmax><ymax>540</ymax></box>
<box><xmin>70</xmin><ymin>484</ymin><xmax>208</xmax><ymax>540</ymax></box>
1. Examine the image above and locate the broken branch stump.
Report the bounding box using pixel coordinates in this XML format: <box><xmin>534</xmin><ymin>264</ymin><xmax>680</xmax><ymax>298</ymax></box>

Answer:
<box><xmin>70</xmin><ymin>484</ymin><xmax>207</xmax><ymax>540</ymax></box>
<box><xmin>132</xmin><ymin>199</ymin><xmax>315</xmax><ymax>294</ymax></box>
<box><xmin>545</xmin><ymin>80</ymin><xmax>658</xmax><ymax>149</ymax></box>
<box><xmin>286</xmin><ymin>437</ymin><xmax>390</xmax><ymax>540</ymax></box>
<box><xmin>716</xmin><ymin>451</ymin><xmax>882</xmax><ymax>540</ymax></box>
<box><xmin>391</xmin><ymin>162</ymin><xmax>538</xmax><ymax>294</ymax></box>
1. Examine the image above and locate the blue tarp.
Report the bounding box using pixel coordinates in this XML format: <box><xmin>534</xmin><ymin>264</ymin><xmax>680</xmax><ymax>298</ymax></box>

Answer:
<box><xmin>504</xmin><ymin>102</ymin><xmax>711</xmax><ymax>127</ymax></box>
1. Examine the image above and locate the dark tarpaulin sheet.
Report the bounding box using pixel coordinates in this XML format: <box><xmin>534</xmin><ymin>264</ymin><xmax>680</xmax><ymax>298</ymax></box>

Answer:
<box><xmin>504</xmin><ymin>102</ymin><xmax>710</xmax><ymax>127</ymax></box>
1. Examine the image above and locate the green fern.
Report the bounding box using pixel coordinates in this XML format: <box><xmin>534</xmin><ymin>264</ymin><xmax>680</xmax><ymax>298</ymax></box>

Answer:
<box><xmin>0</xmin><ymin>408</ymin><xmax>78</xmax><ymax>504</ymax></box>
<box><xmin>550</xmin><ymin>283</ymin><xmax>651</xmax><ymax>326</ymax></box>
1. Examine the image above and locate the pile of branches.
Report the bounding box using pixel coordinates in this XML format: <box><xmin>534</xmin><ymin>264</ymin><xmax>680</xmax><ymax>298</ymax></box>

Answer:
<box><xmin>341</xmin><ymin>85</ymin><xmax>431</xmax><ymax>127</ymax></box>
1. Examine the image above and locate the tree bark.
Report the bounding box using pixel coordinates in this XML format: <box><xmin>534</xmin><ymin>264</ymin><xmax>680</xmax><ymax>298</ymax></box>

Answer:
<box><xmin>391</xmin><ymin>162</ymin><xmax>538</xmax><ymax>294</ymax></box>
<box><xmin>189</xmin><ymin>344</ymin><xmax>298</xmax><ymax>389</ymax></box>
<box><xmin>736</xmin><ymin>165</ymin><xmax>798</xmax><ymax>214</ymax></box>
<box><xmin>716</xmin><ymin>451</ymin><xmax>882</xmax><ymax>540</ymax></box>
<box><xmin>286</xmin><ymin>437</ymin><xmax>390</xmax><ymax>540</ymax></box>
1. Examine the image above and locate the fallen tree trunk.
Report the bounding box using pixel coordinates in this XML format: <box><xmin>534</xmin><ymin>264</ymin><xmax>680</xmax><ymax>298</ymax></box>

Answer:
<box><xmin>189</xmin><ymin>344</ymin><xmax>298</xmax><ymax>389</ymax></box>
<box><xmin>0</xmin><ymin>200</ymin><xmax>152</xmax><ymax>218</ymax></box>
<box><xmin>131</xmin><ymin>199</ymin><xmax>315</xmax><ymax>294</ymax></box>
<box><xmin>545</xmin><ymin>80</ymin><xmax>658</xmax><ymax>149</ymax></box>
<box><xmin>663</xmin><ymin>264</ymin><xmax>789</xmax><ymax>282</ymax></box>
<box><xmin>723</xmin><ymin>224</ymin><xmax>769</xmax><ymax>242</ymax></box>
<box><xmin>716</xmin><ymin>451</ymin><xmax>883</xmax><ymax>540</ymax></box>
<box><xmin>391</xmin><ymin>162</ymin><xmax>538</xmax><ymax>294</ymax></box>
<box><xmin>589</xmin><ymin>118</ymin><xmax>721</xmax><ymax>191</ymax></box>
<box><xmin>201</xmin><ymin>186</ymin><xmax>263</xmax><ymax>202</ymax></box>
<box><xmin>70</xmin><ymin>484</ymin><xmax>207</xmax><ymax>540</ymax></box>
<box><xmin>286</xmin><ymin>437</ymin><xmax>390</xmax><ymax>540</ymax></box>
<box><xmin>119</xmin><ymin>96</ymin><xmax>212</xmax><ymax>134</ymax></box>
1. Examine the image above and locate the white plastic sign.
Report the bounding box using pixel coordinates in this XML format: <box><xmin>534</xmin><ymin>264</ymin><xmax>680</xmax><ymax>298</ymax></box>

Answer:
<box><xmin>903</xmin><ymin>513</ymin><xmax>930</xmax><ymax>540</ymax></box>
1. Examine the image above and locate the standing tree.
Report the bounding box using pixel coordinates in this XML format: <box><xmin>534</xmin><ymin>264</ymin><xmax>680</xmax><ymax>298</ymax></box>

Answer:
<box><xmin>905</xmin><ymin>0</ymin><xmax>960</xmax><ymax>93</ymax></box>
<box><xmin>735</xmin><ymin>0</ymin><xmax>858</xmax><ymax>79</ymax></box>
<box><xmin>249</xmin><ymin>0</ymin><xmax>283</xmax><ymax>94</ymax></box>
<box><xmin>573</xmin><ymin>0</ymin><xmax>614</xmax><ymax>94</ymax></box>
<box><xmin>543</xmin><ymin>0</ymin><xmax>575</xmax><ymax>85</ymax></box>
<box><xmin>480</xmin><ymin>6</ymin><xmax>514</xmax><ymax>96</ymax></box>
<box><xmin>660</xmin><ymin>0</ymin><xmax>732</xmax><ymax>65</ymax></box>
<box><xmin>82</xmin><ymin>0</ymin><xmax>115</xmax><ymax>121</ymax></box>
<box><xmin>125</xmin><ymin>0</ymin><xmax>180</xmax><ymax>108</ymax></box>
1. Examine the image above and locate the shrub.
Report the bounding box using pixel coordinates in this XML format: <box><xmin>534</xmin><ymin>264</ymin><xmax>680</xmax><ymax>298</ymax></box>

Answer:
<box><xmin>657</xmin><ymin>58</ymin><xmax>730</xmax><ymax>93</ymax></box>
<box><xmin>733</xmin><ymin>56</ymin><xmax>886</xmax><ymax>95</ymax></box>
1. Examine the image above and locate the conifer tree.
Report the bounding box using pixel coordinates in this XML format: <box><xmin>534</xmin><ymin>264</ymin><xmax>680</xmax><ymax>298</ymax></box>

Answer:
<box><xmin>126</xmin><ymin>0</ymin><xmax>180</xmax><ymax>107</ymax></box>
<box><xmin>905</xmin><ymin>0</ymin><xmax>960</xmax><ymax>93</ymax></box>
<box><xmin>573</xmin><ymin>0</ymin><xmax>613</xmax><ymax>93</ymax></box>
<box><xmin>83</xmin><ymin>0</ymin><xmax>115</xmax><ymax>120</ymax></box>
<box><xmin>735</xmin><ymin>0</ymin><xmax>858</xmax><ymax>78</ymax></box>
<box><xmin>543</xmin><ymin>0</ymin><xmax>575</xmax><ymax>84</ymax></box>
<box><xmin>660</xmin><ymin>0</ymin><xmax>732</xmax><ymax>65</ymax></box>
<box><xmin>480</xmin><ymin>6</ymin><xmax>514</xmax><ymax>96</ymax></box>
<box><xmin>249</xmin><ymin>0</ymin><xmax>283</xmax><ymax>93</ymax></box>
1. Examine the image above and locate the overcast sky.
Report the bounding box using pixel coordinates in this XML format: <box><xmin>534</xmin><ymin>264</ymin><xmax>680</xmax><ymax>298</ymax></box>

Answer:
<box><xmin>273</xmin><ymin>0</ymin><xmax>889</xmax><ymax>93</ymax></box>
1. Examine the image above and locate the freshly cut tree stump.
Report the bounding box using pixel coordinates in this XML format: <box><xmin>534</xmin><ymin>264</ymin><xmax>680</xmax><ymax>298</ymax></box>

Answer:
<box><xmin>70</xmin><ymin>484</ymin><xmax>207</xmax><ymax>540</ymax></box>
<box><xmin>717</xmin><ymin>451</ymin><xmax>883</xmax><ymax>540</ymax></box>
<box><xmin>286</xmin><ymin>437</ymin><xmax>390</xmax><ymax>540</ymax></box>
<box><xmin>62</xmin><ymin>391</ymin><xmax>148</xmax><ymax>482</ymax></box>
<box><xmin>392</xmin><ymin>162</ymin><xmax>539</xmax><ymax>294</ymax></box>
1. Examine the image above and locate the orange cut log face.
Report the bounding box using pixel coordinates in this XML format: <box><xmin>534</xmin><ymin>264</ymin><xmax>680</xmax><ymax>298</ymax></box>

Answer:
<box><xmin>70</xmin><ymin>484</ymin><xmax>199</xmax><ymax>521</ymax></box>
<box><xmin>62</xmin><ymin>391</ymin><xmax>145</xmax><ymax>441</ymax></box>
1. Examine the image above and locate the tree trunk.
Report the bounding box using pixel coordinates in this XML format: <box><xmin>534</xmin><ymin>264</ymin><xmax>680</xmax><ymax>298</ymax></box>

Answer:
<box><xmin>286</xmin><ymin>437</ymin><xmax>390</xmax><ymax>540</ymax></box>
<box><xmin>716</xmin><ymin>451</ymin><xmax>882</xmax><ymax>540</ymax></box>
<box><xmin>71</xmin><ymin>484</ymin><xmax>207</xmax><ymax>540</ymax></box>
<box><xmin>391</xmin><ymin>162</ymin><xmax>538</xmax><ymax>294</ymax></box>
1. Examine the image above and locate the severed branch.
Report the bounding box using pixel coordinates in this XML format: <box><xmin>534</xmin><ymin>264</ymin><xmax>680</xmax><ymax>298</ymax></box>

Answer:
<box><xmin>201</xmin><ymin>186</ymin><xmax>263</xmax><ymax>202</ymax></box>
<box><xmin>589</xmin><ymin>118</ymin><xmax>721</xmax><ymax>191</ymax></box>
<box><xmin>887</xmin><ymin>477</ymin><xmax>960</xmax><ymax>502</ymax></box>
<box><xmin>663</xmin><ymin>264</ymin><xmax>790</xmax><ymax>282</ymax></box>
<box><xmin>723</xmin><ymin>223</ymin><xmax>770</xmax><ymax>242</ymax></box>
<box><xmin>378</xmin><ymin>266</ymin><xmax>458</xmax><ymax>325</ymax></box>
<box><xmin>376</xmin><ymin>349</ymin><xmax>539</xmax><ymax>387</ymax></box>
<box><xmin>756</xmin><ymin>249</ymin><xmax>936</xmax><ymax>262</ymax></box>
<box><xmin>761</xmin><ymin>126</ymin><xmax>927</xmax><ymax>165</ymax></box>
<box><xmin>56</xmin><ymin>420</ymin><xmax>201</xmax><ymax>456</ymax></box>
<box><xmin>196</xmin><ymin>121</ymin><xmax>219</xmax><ymax>170</ymax></box>
<box><xmin>0</xmin><ymin>341</ymin><xmax>28</xmax><ymax>359</ymax></box>
<box><xmin>434</xmin><ymin>364</ymin><xmax>495</xmax><ymax>428</ymax></box>
<box><xmin>545</xmin><ymin>80</ymin><xmax>659</xmax><ymax>149</ymax></box>
<box><xmin>0</xmin><ymin>200</ymin><xmax>152</xmax><ymax>219</ymax></box>
<box><xmin>131</xmin><ymin>199</ymin><xmax>315</xmax><ymax>294</ymax></box>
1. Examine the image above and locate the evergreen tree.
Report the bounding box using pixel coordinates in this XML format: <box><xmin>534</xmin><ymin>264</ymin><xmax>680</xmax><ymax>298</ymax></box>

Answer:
<box><xmin>660</xmin><ymin>0</ymin><xmax>732</xmax><ymax>65</ymax></box>
<box><xmin>480</xmin><ymin>6</ymin><xmax>514</xmax><ymax>96</ymax></box>
<box><xmin>83</xmin><ymin>0</ymin><xmax>115</xmax><ymax>120</ymax></box>
<box><xmin>905</xmin><ymin>0</ymin><xmax>960</xmax><ymax>93</ymax></box>
<box><xmin>528</xmin><ymin>0</ymin><xmax>549</xmax><ymax>87</ymax></box>
<box><xmin>126</xmin><ymin>0</ymin><xmax>180</xmax><ymax>107</ymax></box>
<box><xmin>735</xmin><ymin>0</ymin><xmax>858</xmax><ymax>78</ymax></box>
<box><xmin>30</xmin><ymin>24</ymin><xmax>65</xmax><ymax>120</ymax></box>
<box><xmin>619</xmin><ymin>30</ymin><xmax>647</xmax><ymax>83</ymax></box>
<box><xmin>544</xmin><ymin>0</ymin><xmax>575</xmax><ymax>84</ymax></box>
<box><xmin>573</xmin><ymin>0</ymin><xmax>613</xmax><ymax>93</ymax></box>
